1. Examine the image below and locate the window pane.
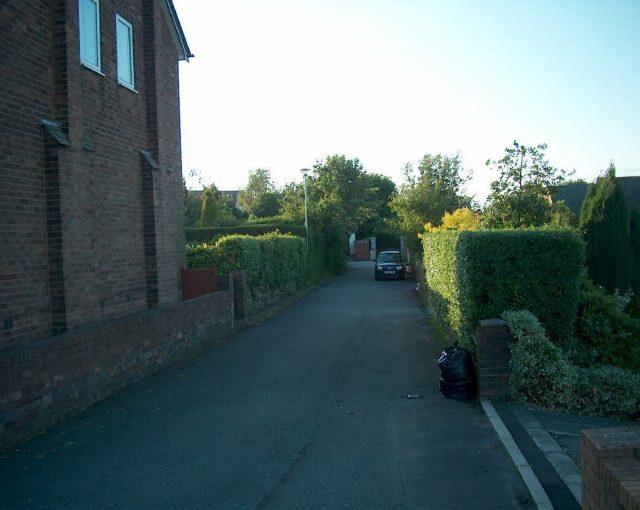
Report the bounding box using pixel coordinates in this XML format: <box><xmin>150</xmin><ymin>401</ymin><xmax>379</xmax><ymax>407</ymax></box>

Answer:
<box><xmin>79</xmin><ymin>0</ymin><xmax>99</xmax><ymax>67</ymax></box>
<box><xmin>116</xmin><ymin>19</ymin><xmax>133</xmax><ymax>86</ymax></box>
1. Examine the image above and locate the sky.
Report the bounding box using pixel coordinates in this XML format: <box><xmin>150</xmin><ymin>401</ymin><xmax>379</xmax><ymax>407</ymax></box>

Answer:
<box><xmin>174</xmin><ymin>0</ymin><xmax>640</xmax><ymax>202</ymax></box>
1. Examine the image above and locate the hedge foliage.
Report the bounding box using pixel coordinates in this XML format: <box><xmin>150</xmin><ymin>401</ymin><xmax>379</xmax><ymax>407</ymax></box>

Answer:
<box><xmin>186</xmin><ymin>223</ymin><xmax>305</xmax><ymax>243</ymax></box>
<box><xmin>572</xmin><ymin>279</ymin><xmax>640</xmax><ymax>370</ymax></box>
<box><xmin>185</xmin><ymin>242</ymin><xmax>216</xmax><ymax>270</ymax></box>
<box><xmin>422</xmin><ymin>229</ymin><xmax>584</xmax><ymax>349</ymax></box>
<box><xmin>187</xmin><ymin>232</ymin><xmax>308</xmax><ymax>291</ymax></box>
<box><xmin>503</xmin><ymin>310</ymin><xmax>640</xmax><ymax>416</ymax></box>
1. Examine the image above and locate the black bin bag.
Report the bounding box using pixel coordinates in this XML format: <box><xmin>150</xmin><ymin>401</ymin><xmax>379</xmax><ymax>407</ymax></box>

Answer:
<box><xmin>437</xmin><ymin>344</ymin><xmax>475</xmax><ymax>400</ymax></box>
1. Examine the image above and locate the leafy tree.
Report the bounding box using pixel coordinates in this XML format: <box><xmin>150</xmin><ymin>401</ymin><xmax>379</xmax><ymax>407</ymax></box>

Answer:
<box><xmin>389</xmin><ymin>154</ymin><xmax>472</xmax><ymax>250</ymax></box>
<box><xmin>238</xmin><ymin>168</ymin><xmax>281</xmax><ymax>218</ymax></box>
<box><xmin>280</xmin><ymin>181</ymin><xmax>306</xmax><ymax>223</ymax></box>
<box><xmin>426</xmin><ymin>207</ymin><xmax>481</xmax><ymax>232</ymax></box>
<box><xmin>547</xmin><ymin>200</ymin><xmax>577</xmax><ymax>228</ymax></box>
<box><xmin>356</xmin><ymin>172</ymin><xmax>397</xmax><ymax>236</ymax></box>
<box><xmin>198</xmin><ymin>182</ymin><xmax>239</xmax><ymax>227</ymax></box>
<box><xmin>483</xmin><ymin>141</ymin><xmax>571</xmax><ymax>228</ymax></box>
<box><xmin>579</xmin><ymin>163</ymin><xmax>631</xmax><ymax>292</ymax></box>
<box><xmin>184</xmin><ymin>169</ymin><xmax>203</xmax><ymax>228</ymax></box>
<box><xmin>312</xmin><ymin>155</ymin><xmax>364</xmax><ymax>232</ymax></box>
<box><xmin>184</xmin><ymin>183</ymin><xmax>202</xmax><ymax>228</ymax></box>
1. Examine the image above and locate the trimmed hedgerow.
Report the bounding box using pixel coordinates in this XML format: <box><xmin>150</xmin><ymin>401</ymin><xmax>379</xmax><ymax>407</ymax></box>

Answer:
<box><xmin>257</xmin><ymin>232</ymin><xmax>308</xmax><ymax>289</ymax></box>
<box><xmin>213</xmin><ymin>234</ymin><xmax>263</xmax><ymax>287</ymax></box>
<box><xmin>186</xmin><ymin>242</ymin><xmax>216</xmax><ymax>269</ymax></box>
<box><xmin>185</xmin><ymin>223</ymin><xmax>305</xmax><ymax>243</ymax></box>
<box><xmin>503</xmin><ymin>310</ymin><xmax>640</xmax><ymax>417</ymax></box>
<box><xmin>207</xmin><ymin>232</ymin><xmax>307</xmax><ymax>291</ymax></box>
<box><xmin>422</xmin><ymin>229</ymin><xmax>584</xmax><ymax>349</ymax></box>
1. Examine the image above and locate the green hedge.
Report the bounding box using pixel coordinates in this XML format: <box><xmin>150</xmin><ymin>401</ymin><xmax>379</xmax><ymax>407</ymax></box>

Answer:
<box><xmin>186</xmin><ymin>242</ymin><xmax>216</xmax><ymax>269</ymax></box>
<box><xmin>504</xmin><ymin>310</ymin><xmax>640</xmax><ymax>416</ymax></box>
<box><xmin>187</xmin><ymin>233</ymin><xmax>308</xmax><ymax>291</ymax></box>
<box><xmin>423</xmin><ymin>229</ymin><xmax>584</xmax><ymax>349</ymax></box>
<box><xmin>186</xmin><ymin>223</ymin><xmax>305</xmax><ymax>243</ymax></box>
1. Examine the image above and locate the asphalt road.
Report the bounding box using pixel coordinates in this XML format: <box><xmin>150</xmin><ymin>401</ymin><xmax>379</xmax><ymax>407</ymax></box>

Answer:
<box><xmin>0</xmin><ymin>261</ymin><xmax>532</xmax><ymax>509</ymax></box>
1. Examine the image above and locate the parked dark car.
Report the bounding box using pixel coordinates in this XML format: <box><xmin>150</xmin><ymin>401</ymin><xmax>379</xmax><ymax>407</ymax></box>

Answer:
<box><xmin>374</xmin><ymin>251</ymin><xmax>405</xmax><ymax>280</ymax></box>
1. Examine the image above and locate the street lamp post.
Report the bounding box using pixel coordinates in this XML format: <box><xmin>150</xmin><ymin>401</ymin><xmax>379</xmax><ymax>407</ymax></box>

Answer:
<box><xmin>300</xmin><ymin>168</ymin><xmax>311</xmax><ymax>242</ymax></box>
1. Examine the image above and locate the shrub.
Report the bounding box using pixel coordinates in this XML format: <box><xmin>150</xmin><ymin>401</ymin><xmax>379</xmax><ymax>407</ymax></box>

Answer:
<box><xmin>308</xmin><ymin>201</ymin><xmax>347</xmax><ymax>280</ymax></box>
<box><xmin>503</xmin><ymin>311</ymin><xmax>576</xmax><ymax>409</ymax></box>
<box><xmin>573</xmin><ymin>279</ymin><xmax>640</xmax><ymax>370</ymax></box>
<box><xmin>186</xmin><ymin>242</ymin><xmax>216</xmax><ymax>269</ymax></box>
<box><xmin>423</xmin><ymin>229</ymin><xmax>584</xmax><ymax>349</ymax></box>
<box><xmin>213</xmin><ymin>235</ymin><xmax>263</xmax><ymax>287</ymax></box>
<box><xmin>212</xmin><ymin>233</ymin><xmax>307</xmax><ymax>291</ymax></box>
<box><xmin>258</xmin><ymin>232</ymin><xmax>308</xmax><ymax>289</ymax></box>
<box><xmin>579</xmin><ymin>164</ymin><xmax>631</xmax><ymax>292</ymax></box>
<box><xmin>574</xmin><ymin>365</ymin><xmax>640</xmax><ymax>416</ymax></box>
<box><xmin>503</xmin><ymin>310</ymin><xmax>640</xmax><ymax>417</ymax></box>
<box><xmin>186</xmin><ymin>223</ymin><xmax>305</xmax><ymax>243</ymax></box>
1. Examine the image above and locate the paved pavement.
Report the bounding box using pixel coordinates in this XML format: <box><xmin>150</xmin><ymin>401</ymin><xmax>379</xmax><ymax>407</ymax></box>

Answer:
<box><xmin>526</xmin><ymin>406</ymin><xmax>640</xmax><ymax>468</ymax></box>
<box><xmin>0</xmin><ymin>261</ymin><xmax>532</xmax><ymax>509</ymax></box>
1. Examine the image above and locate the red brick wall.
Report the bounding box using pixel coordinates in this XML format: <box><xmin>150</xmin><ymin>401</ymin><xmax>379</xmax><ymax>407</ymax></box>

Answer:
<box><xmin>154</xmin><ymin>3</ymin><xmax>186</xmax><ymax>304</ymax></box>
<box><xmin>0</xmin><ymin>288</ymin><xmax>235</xmax><ymax>449</ymax></box>
<box><xmin>0</xmin><ymin>0</ymin><xmax>55</xmax><ymax>347</ymax></box>
<box><xmin>0</xmin><ymin>0</ymin><xmax>186</xmax><ymax>348</ymax></box>
<box><xmin>582</xmin><ymin>427</ymin><xmax>640</xmax><ymax>510</ymax></box>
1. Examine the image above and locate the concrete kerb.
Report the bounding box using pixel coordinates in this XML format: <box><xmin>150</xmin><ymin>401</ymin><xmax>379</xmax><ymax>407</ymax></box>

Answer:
<box><xmin>512</xmin><ymin>407</ymin><xmax>582</xmax><ymax>504</ymax></box>
<box><xmin>481</xmin><ymin>399</ymin><xmax>554</xmax><ymax>510</ymax></box>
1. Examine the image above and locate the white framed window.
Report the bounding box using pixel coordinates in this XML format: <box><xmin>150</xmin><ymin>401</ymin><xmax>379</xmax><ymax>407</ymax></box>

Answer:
<box><xmin>116</xmin><ymin>15</ymin><xmax>135</xmax><ymax>90</ymax></box>
<box><xmin>79</xmin><ymin>0</ymin><xmax>101</xmax><ymax>72</ymax></box>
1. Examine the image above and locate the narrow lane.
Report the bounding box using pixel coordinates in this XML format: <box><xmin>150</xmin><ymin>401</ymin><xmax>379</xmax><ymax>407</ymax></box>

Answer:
<box><xmin>0</xmin><ymin>262</ymin><xmax>532</xmax><ymax>509</ymax></box>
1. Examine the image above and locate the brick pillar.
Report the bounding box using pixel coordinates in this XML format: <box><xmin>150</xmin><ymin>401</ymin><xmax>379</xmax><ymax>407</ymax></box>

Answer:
<box><xmin>41</xmin><ymin>121</ymin><xmax>70</xmax><ymax>335</ymax></box>
<box><xmin>140</xmin><ymin>153</ymin><xmax>159</xmax><ymax>309</ymax></box>
<box><xmin>475</xmin><ymin>319</ymin><xmax>513</xmax><ymax>399</ymax></box>
<box><xmin>232</xmin><ymin>270</ymin><xmax>249</xmax><ymax>320</ymax></box>
<box><xmin>582</xmin><ymin>427</ymin><xmax>640</xmax><ymax>509</ymax></box>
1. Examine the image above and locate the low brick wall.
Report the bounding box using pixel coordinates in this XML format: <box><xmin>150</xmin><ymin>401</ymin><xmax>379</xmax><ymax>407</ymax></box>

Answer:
<box><xmin>582</xmin><ymin>427</ymin><xmax>640</xmax><ymax>509</ymax></box>
<box><xmin>0</xmin><ymin>286</ymin><xmax>234</xmax><ymax>449</ymax></box>
<box><xmin>475</xmin><ymin>319</ymin><xmax>513</xmax><ymax>399</ymax></box>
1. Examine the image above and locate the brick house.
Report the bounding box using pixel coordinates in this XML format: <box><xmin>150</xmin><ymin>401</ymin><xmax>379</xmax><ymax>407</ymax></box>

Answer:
<box><xmin>0</xmin><ymin>1</ymin><xmax>238</xmax><ymax>447</ymax></box>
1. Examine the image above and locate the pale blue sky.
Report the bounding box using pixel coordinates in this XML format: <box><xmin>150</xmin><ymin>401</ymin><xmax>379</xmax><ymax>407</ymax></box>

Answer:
<box><xmin>174</xmin><ymin>0</ymin><xmax>640</xmax><ymax>201</ymax></box>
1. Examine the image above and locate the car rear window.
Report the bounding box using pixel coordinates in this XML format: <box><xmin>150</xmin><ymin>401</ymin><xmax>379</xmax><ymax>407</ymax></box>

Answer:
<box><xmin>378</xmin><ymin>252</ymin><xmax>402</xmax><ymax>263</ymax></box>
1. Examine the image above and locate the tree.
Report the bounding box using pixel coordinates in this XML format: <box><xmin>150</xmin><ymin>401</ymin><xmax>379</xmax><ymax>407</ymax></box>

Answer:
<box><xmin>184</xmin><ymin>184</ymin><xmax>202</xmax><ymax>228</ymax></box>
<box><xmin>237</xmin><ymin>168</ymin><xmax>281</xmax><ymax>218</ymax></box>
<box><xmin>579</xmin><ymin>163</ymin><xmax>631</xmax><ymax>292</ymax></box>
<box><xmin>355</xmin><ymin>172</ymin><xmax>397</xmax><ymax>236</ymax></box>
<box><xmin>312</xmin><ymin>155</ymin><xmax>364</xmax><ymax>232</ymax></box>
<box><xmin>425</xmin><ymin>207</ymin><xmax>481</xmax><ymax>232</ymax></box>
<box><xmin>389</xmin><ymin>154</ymin><xmax>472</xmax><ymax>250</ymax></box>
<box><xmin>280</xmin><ymin>181</ymin><xmax>306</xmax><ymax>223</ymax></box>
<box><xmin>198</xmin><ymin>182</ymin><xmax>238</xmax><ymax>227</ymax></box>
<box><xmin>184</xmin><ymin>169</ymin><xmax>203</xmax><ymax>228</ymax></box>
<box><xmin>546</xmin><ymin>200</ymin><xmax>577</xmax><ymax>228</ymax></box>
<box><xmin>483</xmin><ymin>141</ymin><xmax>571</xmax><ymax>228</ymax></box>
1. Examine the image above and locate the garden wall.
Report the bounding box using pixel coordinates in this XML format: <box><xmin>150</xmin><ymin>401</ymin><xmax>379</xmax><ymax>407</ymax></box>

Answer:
<box><xmin>422</xmin><ymin>229</ymin><xmax>584</xmax><ymax>349</ymax></box>
<box><xmin>1</xmin><ymin>284</ymin><xmax>235</xmax><ymax>449</ymax></box>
